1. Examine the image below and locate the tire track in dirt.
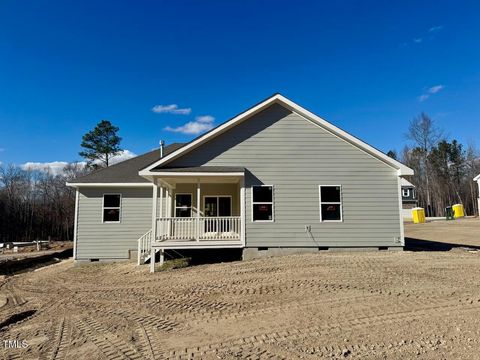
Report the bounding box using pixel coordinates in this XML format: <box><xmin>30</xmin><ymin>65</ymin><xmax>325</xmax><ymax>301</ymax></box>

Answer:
<box><xmin>168</xmin><ymin>301</ymin><xmax>480</xmax><ymax>359</ymax></box>
<box><xmin>75</xmin><ymin>317</ymin><xmax>144</xmax><ymax>360</ymax></box>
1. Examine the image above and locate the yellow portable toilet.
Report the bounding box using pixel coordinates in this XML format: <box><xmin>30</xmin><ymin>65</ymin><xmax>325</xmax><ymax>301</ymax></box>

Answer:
<box><xmin>452</xmin><ymin>204</ymin><xmax>465</xmax><ymax>218</ymax></box>
<box><xmin>412</xmin><ymin>207</ymin><xmax>426</xmax><ymax>223</ymax></box>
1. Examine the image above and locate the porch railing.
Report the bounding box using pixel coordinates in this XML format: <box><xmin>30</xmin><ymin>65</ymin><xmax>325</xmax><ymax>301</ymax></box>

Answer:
<box><xmin>156</xmin><ymin>216</ymin><xmax>241</xmax><ymax>241</ymax></box>
<box><xmin>137</xmin><ymin>229</ymin><xmax>152</xmax><ymax>265</ymax></box>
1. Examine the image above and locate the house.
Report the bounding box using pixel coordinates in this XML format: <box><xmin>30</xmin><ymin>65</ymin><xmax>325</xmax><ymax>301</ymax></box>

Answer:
<box><xmin>474</xmin><ymin>174</ymin><xmax>480</xmax><ymax>215</ymax></box>
<box><xmin>67</xmin><ymin>94</ymin><xmax>414</xmax><ymax>272</ymax></box>
<box><xmin>400</xmin><ymin>178</ymin><xmax>417</xmax><ymax>218</ymax></box>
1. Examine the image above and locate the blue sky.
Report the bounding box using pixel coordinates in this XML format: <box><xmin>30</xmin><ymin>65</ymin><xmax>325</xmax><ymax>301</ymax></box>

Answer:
<box><xmin>1</xmin><ymin>0</ymin><xmax>479</xmax><ymax>170</ymax></box>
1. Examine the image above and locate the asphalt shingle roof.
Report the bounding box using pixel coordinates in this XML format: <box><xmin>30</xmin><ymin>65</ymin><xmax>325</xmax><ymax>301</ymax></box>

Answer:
<box><xmin>71</xmin><ymin>143</ymin><xmax>184</xmax><ymax>183</ymax></box>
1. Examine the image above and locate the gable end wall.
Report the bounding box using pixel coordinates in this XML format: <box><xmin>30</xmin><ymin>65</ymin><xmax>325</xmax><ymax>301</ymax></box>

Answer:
<box><xmin>167</xmin><ymin>103</ymin><xmax>402</xmax><ymax>247</ymax></box>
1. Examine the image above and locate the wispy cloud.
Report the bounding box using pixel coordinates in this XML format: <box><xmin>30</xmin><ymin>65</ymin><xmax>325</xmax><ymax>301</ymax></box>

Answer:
<box><xmin>20</xmin><ymin>150</ymin><xmax>137</xmax><ymax>175</ymax></box>
<box><xmin>164</xmin><ymin>115</ymin><xmax>215</xmax><ymax>135</ymax></box>
<box><xmin>409</xmin><ymin>25</ymin><xmax>443</xmax><ymax>45</ymax></box>
<box><xmin>428</xmin><ymin>25</ymin><xmax>443</xmax><ymax>33</ymax></box>
<box><xmin>151</xmin><ymin>104</ymin><xmax>191</xmax><ymax>115</ymax></box>
<box><xmin>418</xmin><ymin>85</ymin><xmax>445</xmax><ymax>102</ymax></box>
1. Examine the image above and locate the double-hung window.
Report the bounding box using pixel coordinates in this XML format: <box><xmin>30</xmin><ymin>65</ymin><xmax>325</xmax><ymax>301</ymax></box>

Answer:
<box><xmin>252</xmin><ymin>185</ymin><xmax>274</xmax><ymax>222</ymax></box>
<box><xmin>175</xmin><ymin>194</ymin><xmax>192</xmax><ymax>218</ymax></box>
<box><xmin>319</xmin><ymin>186</ymin><xmax>342</xmax><ymax>222</ymax></box>
<box><xmin>402</xmin><ymin>188</ymin><xmax>410</xmax><ymax>197</ymax></box>
<box><xmin>103</xmin><ymin>194</ymin><xmax>121</xmax><ymax>223</ymax></box>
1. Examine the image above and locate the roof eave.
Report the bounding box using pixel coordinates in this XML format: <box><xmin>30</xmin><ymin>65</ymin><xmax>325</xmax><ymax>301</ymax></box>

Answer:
<box><xmin>66</xmin><ymin>182</ymin><xmax>153</xmax><ymax>188</ymax></box>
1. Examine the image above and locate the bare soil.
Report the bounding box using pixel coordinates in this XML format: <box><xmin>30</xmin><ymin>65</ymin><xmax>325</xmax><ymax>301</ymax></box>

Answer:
<box><xmin>1</xmin><ymin>220</ymin><xmax>480</xmax><ymax>359</ymax></box>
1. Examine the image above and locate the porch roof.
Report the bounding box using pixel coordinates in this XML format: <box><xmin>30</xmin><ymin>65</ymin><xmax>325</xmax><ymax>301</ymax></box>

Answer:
<box><xmin>151</xmin><ymin>166</ymin><xmax>245</xmax><ymax>174</ymax></box>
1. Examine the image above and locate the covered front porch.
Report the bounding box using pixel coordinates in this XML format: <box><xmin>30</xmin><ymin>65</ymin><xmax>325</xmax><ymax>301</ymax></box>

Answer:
<box><xmin>138</xmin><ymin>167</ymin><xmax>246</xmax><ymax>270</ymax></box>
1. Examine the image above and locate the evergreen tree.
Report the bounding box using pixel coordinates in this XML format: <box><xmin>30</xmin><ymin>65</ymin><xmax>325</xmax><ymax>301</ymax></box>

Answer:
<box><xmin>79</xmin><ymin>120</ymin><xmax>122</xmax><ymax>168</ymax></box>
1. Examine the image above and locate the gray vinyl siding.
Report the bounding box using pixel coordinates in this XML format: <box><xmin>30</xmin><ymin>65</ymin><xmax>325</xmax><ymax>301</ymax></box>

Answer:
<box><xmin>167</xmin><ymin>103</ymin><xmax>402</xmax><ymax>247</ymax></box>
<box><xmin>76</xmin><ymin>187</ymin><xmax>152</xmax><ymax>259</ymax></box>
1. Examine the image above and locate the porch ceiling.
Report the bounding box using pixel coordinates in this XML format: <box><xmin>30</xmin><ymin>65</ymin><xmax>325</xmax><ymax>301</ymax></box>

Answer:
<box><xmin>152</xmin><ymin>166</ymin><xmax>245</xmax><ymax>186</ymax></box>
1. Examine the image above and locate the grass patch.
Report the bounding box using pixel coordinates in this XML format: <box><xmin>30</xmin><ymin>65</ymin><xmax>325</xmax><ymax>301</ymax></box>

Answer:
<box><xmin>156</xmin><ymin>257</ymin><xmax>191</xmax><ymax>271</ymax></box>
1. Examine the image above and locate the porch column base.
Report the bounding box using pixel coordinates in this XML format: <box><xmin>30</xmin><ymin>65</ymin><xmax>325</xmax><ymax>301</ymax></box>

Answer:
<box><xmin>149</xmin><ymin>247</ymin><xmax>155</xmax><ymax>273</ymax></box>
<box><xmin>159</xmin><ymin>248</ymin><xmax>165</xmax><ymax>266</ymax></box>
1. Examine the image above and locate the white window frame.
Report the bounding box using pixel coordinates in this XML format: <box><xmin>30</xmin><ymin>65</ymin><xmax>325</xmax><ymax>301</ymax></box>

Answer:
<box><xmin>251</xmin><ymin>185</ymin><xmax>274</xmax><ymax>222</ymax></box>
<box><xmin>402</xmin><ymin>188</ymin><xmax>410</xmax><ymax>197</ymax></box>
<box><xmin>102</xmin><ymin>193</ymin><xmax>122</xmax><ymax>223</ymax></box>
<box><xmin>174</xmin><ymin>193</ymin><xmax>193</xmax><ymax>218</ymax></box>
<box><xmin>319</xmin><ymin>185</ymin><xmax>343</xmax><ymax>223</ymax></box>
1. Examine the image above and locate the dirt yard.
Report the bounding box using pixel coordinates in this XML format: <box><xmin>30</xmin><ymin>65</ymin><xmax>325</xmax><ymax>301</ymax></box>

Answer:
<box><xmin>1</xmin><ymin>219</ymin><xmax>480</xmax><ymax>359</ymax></box>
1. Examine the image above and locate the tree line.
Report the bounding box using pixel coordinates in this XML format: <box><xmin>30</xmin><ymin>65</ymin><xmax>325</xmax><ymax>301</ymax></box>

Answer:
<box><xmin>389</xmin><ymin>113</ymin><xmax>480</xmax><ymax>217</ymax></box>
<box><xmin>0</xmin><ymin>120</ymin><xmax>121</xmax><ymax>242</ymax></box>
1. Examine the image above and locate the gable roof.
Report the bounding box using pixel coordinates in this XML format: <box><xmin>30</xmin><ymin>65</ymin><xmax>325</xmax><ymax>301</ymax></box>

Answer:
<box><xmin>139</xmin><ymin>94</ymin><xmax>413</xmax><ymax>176</ymax></box>
<box><xmin>67</xmin><ymin>143</ymin><xmax>184</xmax><ymax>186</ymax></box>
<box><xmin>400</xmin><ymin>178</ymin><xmax>415</xmax><ymax>187</ymax></box>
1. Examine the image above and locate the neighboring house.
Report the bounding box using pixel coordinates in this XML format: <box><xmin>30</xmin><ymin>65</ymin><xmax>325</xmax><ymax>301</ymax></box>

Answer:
<box><xmin>474</xmin><ymin>174</ymin><xmax>480</xmax><ymax>215</ymax></box>
<box><xmin>400</xmin><ymin>178</ymin><xmax>417</xmax><ymax>218</ymax></box>
<box><xmin>67</xmin><ymin>94</ymin><xmax>414</xmax><ymax>271</ymax></box>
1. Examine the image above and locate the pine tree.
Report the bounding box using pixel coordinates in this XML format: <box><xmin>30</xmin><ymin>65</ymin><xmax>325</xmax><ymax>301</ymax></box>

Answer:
<box><xmin>79</xmin><ymin>120</ymin><xmax>122</xmax><ymax>168</ymax></box>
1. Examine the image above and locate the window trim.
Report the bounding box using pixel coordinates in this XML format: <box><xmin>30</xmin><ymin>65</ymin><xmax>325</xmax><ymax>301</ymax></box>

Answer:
<box><xmin>174</xmin><ymin>193</ymin><xmax>193</xmax><ymax>218</ymax></box>
<box><xmin>402</xmin><ymin>188</ymin><xmax>410</xmax><ymax>197</ymax></box>
<box><xmin>202</xmin><ymin>195</ymin><xmax>233</xmax><ymax>217</ymax></box>
<box><xmin>319</xmin><ymin>185</ymin><xmax>343</xmax><ymax>223</ymax></box>
<box><xmin>251</xmin><ymin>185</ymin><xmax>275</xmax><ymax>223</ymax></box>
<box><xmin>102</xmin><ymin>193</ymin><xmax>122</xmax><ymax>223</ymax></box>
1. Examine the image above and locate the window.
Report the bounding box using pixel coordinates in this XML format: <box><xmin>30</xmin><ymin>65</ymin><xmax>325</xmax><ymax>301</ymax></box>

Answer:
<box><xmin>103</xmin><ymin>194</ymin><xmax>121</xmax><ymax>223</ymax></box>
<box><xmin>175</xmin><ymin>194</ymin><xmax>192</xmax><ymax>217</ymax></box>
<box><xmin>252</xmin><ymin>185</ymin><xmax>274</xmax><ymax>221</ymax></box>
<box><xmin>319</xmin><ymin>186</ymin><xmax>342</xmax><ymax>222</ymax></box>
<box><xmin>204</xmin><ymin>196</ymin><xmax>232</xmax><ymax>217</ymax></box>
<box><xmin>402</xmin><ymin>188</ymin><xmax>410</xmax><ymax>197</ymax></box>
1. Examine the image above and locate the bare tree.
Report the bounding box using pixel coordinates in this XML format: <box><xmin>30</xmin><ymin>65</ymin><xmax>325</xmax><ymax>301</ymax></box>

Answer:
<box><xmin>406</xmin><ymin>113</ymin><xmax>443</xmax><ymax>216</ymax></box>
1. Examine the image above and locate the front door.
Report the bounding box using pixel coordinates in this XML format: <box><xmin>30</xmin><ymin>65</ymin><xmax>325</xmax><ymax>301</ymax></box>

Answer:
<box><xmin>204</xmin><ymin>196</ymin><xmax>232</xmax><ymax>232</ymax></box>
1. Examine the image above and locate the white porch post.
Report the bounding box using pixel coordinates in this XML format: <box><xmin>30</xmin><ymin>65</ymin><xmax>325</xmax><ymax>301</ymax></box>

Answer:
<box><xmin>152</xmin><ymin>182</ymin><xmax>158</xmax><ymax>240</ymax></box>
<box><xmin>159</xmin><ymin>186</ymin><xmax>163</xmax><ymax>218</ymax></box>
<box><xmin>240</xmin><ymin>177</ymin><xmax>246</xmax><ymax>246</ymax></box>
<box><xmin>158</xmin><ymin>186</ymin><xmax>164</xmax><ymax>239</ymax></box>
<box><xmin>166</xmin><ymin>187</ymin><xmax>171</xmax><ymax>236</ymax></box>
<box><xmin>150</xmin><ymin>182</ymin><xmax>158</xmax><ymax>273</ymax></box>
<box><xmin>196</xmin><ymin>179</ymin><xmax>201</xmax><ymax>241</ymax></box>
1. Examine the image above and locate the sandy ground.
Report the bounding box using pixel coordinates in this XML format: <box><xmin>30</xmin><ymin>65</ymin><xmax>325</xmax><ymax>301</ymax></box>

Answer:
<box><xmin>0</xmin><ymin>220</ymin><xmax>480</xmax><ymax>359</ymax></box>
<box><xmin>405</xmin><ymin>217</ymin><xmax>480</xmax><ymax>248</ymax></box>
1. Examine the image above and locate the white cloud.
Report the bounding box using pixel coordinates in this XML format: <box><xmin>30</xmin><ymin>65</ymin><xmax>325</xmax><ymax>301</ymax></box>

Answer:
<box><xmin>110</xmin><ymin>149</ymin><xmax>137</xmax><ymax>164</ymax></box>
<box><xmin>164</xmin><ymin>115</ymin><xmax>215</xmax><ymax>135</ymax></box>
<box><xmin>427</xmin><ymin>85</ymin><xmax>444</xmax><ymax>94</ymax></box>
<box><xmin>20</xmin><ymin>149</ymin><xmax>137</xmax><ymax>175</ymax></box>
<box><xmin>429</xmin><ymin>25</ymin><xmax>443</xmax><ymax>33</ymax></box>
<box><xmin>151</xmin><ymin>104</ymin><xmax>191</xmax><ymax>115</ymax></box>
<box><xmin>21</xmin><ymin>161</ymin><xmax>71</xmax><ymax>176</ymax></box>
<box><xmin>410</xmin><ymin>25</ymin><xmax>443</xmax><ymax>45</ymax></box>
<box><xmin>418</xmin><ymin>85</ymin><xmax>445</xmax><ymax>102</ymax></box>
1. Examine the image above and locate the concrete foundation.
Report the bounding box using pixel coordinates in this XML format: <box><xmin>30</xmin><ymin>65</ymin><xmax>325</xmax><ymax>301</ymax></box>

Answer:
<box><xmin>242</xmin><ymin>246</ymin><xmax>403</xmax><ymax>260</ymax></box>
<box><xmin>74</xmin><ymin>250</ymin><xmax>137</xmax><ymax>266</ymax></box>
